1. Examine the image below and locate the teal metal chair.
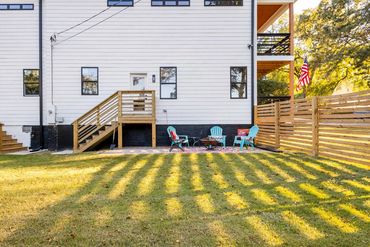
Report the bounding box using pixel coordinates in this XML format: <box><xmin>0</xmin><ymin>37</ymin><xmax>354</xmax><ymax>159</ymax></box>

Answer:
<box><xmin>240</xmin><ymin>125</ymin><xmax>259</xmax><ymax>150</ymax></box>
<box><xmin>209</xmin><ymin>126</ymin><xmax>226</xmax><ymax>148</ymax></box>
<box><xmin>167</xmin><ymin>126</ymin><xmax>189</xmax><ymax>151</ymax></box>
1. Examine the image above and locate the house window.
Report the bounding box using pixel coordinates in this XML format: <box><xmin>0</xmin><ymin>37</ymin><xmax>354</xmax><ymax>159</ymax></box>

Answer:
<box><xmin>107</xmin><ymin>0</ymin><xmax>134</xmax><ymax>7</ymax></box>
<box><xmin>152</xmin><ymin>0</ymin><xmax>190</xmax><ymax>6</ymax></box>
<box><xmin>81</xmin><ymin>67</ymin><xmax>99</xmax><ymax>95</ymax></box>
<box><xmin>230</xmin><ymin>67</ymin><xmax>247</xmax><ymax>99</ymax></box>
<box><xmin>160</xmin><ymin>67</ymin><xmax>177</xmax><ymax>99</ymax></box>
<box><xmin>23</xmin><ymin>69</ymin><xmax>39</xmax><ymax>96</ymax></box>
<box><xmin>0</xmin><ymin>4</ymin><xmax>34</xmax><ymax>10</ymax></box>
<box><xmin>204</xmin><ymin>0</ymin><xmax>243</xmax><ymax>6</ymax></box>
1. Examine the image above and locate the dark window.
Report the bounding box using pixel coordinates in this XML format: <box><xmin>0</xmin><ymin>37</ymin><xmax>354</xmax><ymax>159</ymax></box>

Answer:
<box><xmin>81</xmin><ymin>67</ymin><xmax>99</xmax><ymax>95</ymax></box>
<box><xmin>204</xmin><ymin>0</ymin><xmax>242</xmax><ymax>6</ymax></box>
<box><xmin>160</xmin><ymin>67</ymin><xmax>177</xmax><ymax>99</ymax></box>
<box><xmin>107</xmin><ymin>0</ymin><xmax>134</xmax><ymax>7</ymax></box>
<box><xmin>0</xmin><ymin>4</ymin><xmax>34</xmax><ymax>10</ymax></box>
<box><xmin>230</xmin><ymin>67</ymin><xmax>247</xmax><ymax>99</ymax></box>
<box><xmin>152</xmin><ymin>0</ymin><xmax>190</xmax><ymax>6</ymax></box>
<box><xmin>23</xmin><ymin>69</ymin><xmax>39</xmax><ymax>96</ymax></box>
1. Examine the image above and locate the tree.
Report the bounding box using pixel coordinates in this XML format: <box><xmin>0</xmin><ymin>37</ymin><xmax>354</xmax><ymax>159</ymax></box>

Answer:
<box><xmin>296</xmin><ymin>0</ymin><xmax>370</xmax><ymax>96</ymax></box>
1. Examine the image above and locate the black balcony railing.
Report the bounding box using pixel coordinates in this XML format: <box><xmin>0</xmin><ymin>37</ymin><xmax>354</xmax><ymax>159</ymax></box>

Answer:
<box><xmin>257</xmin><ymin>33</ymin><xmax>291</xmax><ymax>56</ymax></box>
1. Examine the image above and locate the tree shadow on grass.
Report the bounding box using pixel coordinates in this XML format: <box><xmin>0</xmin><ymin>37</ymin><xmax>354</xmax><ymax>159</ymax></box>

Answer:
<box><xmin>1</xmin><ymin>153</ymin><xmax>369</xmax><ymax>246</ymax></box>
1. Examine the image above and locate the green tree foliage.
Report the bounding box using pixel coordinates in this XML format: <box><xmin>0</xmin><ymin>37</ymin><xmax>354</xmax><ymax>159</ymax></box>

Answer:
<box><xmin>264</xmin><ymin>0</ymin><xmax>370</xmax><ymax>97</ymax></box>
<box><xmin>297</xmin><ymin>0</ymin><xmax>370</xmax><ymax>95</ymax></box>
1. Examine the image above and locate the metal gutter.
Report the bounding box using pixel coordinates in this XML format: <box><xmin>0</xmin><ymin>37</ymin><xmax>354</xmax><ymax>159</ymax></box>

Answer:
<box><xmin>251</xmin><ymin>0</ymin><xmax>256</xmax><ymax>125</ymax></box>
<box><xmin>38</xmin><ymin>0</ymin><xmax>44</xmax><ymax>148</ymax></box>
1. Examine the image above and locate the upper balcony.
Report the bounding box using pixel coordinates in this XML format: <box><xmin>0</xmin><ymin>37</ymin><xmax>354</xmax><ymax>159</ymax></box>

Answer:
<box><xmin>257</xmin><ymin>33</ymin><xmax>290</xmax><ymax>56</ymax></box>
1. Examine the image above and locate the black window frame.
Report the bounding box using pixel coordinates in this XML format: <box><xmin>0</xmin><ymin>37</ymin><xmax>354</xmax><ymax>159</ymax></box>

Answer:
<box><xmin>23</xmin><ymin>69</ymin><xmax>40</xmax><ymax>97</ymax></box>
<box><xmin>151</xmin><ymin>0</ymin><xmax>190</xmax><ymax>7</ymax></box>
<box><xmin>0</xmin><ymin>4</ymin><xmax>34</xmax><ymax>10</ymax></box>
<box><xmin>107</xmin><ymin>0</ymin><xmax>134</xmax><ymax>7</ymax></box>
<box><xmin>230</xmin><ymin>66</ymin><xmax>247</xmax><ymax>99</ymax></box>
<box><xmin>204</xmin><ymin>0</ymin><xmax>243</xmax><ymax>6</ymax></box>
<box><xmin>81</xmin><ymin>67</ymin><xmax>99</xmax><ymax>96</ymax></box>
<box><xmin>160</xmin><ymin>67</ymin><xmax>177</xmax><ymax>100</ymax></box>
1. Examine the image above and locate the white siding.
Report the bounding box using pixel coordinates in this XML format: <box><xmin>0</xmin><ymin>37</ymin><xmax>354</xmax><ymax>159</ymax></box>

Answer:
<box><xmin>0</xmin><ymin>0</ymin><xmax>39</xmax><ymax>145</ymax></box>
<box><xmin>44</xmin><ymin>0</ymin><xmax>253</xmax><ymax>125</ymax></box>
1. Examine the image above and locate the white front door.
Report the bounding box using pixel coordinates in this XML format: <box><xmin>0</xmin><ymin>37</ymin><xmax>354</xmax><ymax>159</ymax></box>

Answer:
<box><xmin>130</xmin><ymin>73</ymin><xmax>147</xmax><ymax>90</ymax></box>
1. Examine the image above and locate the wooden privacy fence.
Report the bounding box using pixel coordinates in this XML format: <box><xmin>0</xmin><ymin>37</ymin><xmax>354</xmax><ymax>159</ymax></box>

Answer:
<box><xmin>255</xmin><ymin>90</ymin><xmax>370</xmax><ymax>165</ymax></box>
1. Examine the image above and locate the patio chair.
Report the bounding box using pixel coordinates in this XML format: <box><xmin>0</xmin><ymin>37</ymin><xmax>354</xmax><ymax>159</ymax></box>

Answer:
<box><xmin>240</xmin><ymin>125</ymin><xmax>259</xmax><ymax>151</ymax></box>
<box><xmin>233</xmin><ymin>129</ymin><xmax>250</xmax><ymax>147</ymax></box>
<box><xmin>209</xmin><ymin>126</ymin><xmax>226</xmax><ymax>148</ymax></box>
<box><xmin>167</xmin><ymin>126</ymin><xmax>189</xmax><ymax>152</ymax></box>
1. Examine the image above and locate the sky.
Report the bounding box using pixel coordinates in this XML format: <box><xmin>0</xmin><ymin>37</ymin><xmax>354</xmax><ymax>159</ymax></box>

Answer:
<box><xmin>295</xmin><ymin>0</ymin><xmax>322</xmax><ymax>14</ymax></box>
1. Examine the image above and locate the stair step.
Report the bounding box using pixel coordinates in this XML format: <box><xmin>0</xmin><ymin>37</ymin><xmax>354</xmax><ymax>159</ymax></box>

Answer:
<box><xmin>0</xmin><ymin>147</ymin><xmax>27</xmax><ymax>153</ymax></box>
<box><xmin>2</xmin><ymin>139</ymin><xmax>19</xmax><ymax>145</ymax></box>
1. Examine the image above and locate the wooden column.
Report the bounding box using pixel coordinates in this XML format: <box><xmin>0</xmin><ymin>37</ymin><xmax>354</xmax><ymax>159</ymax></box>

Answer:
<box><xmin>118</xmin><ymin>91</ymin><xmax>123</xmax><ymax>149</ymax></box>
<box><xmin>151</xmin><ymin>91</ymin><xmax>157</xmax><ymax>148</ymax></box>
<box><xmin>274</xmin><ymin>102</ymin><xmax>280</xmax><ymax>149</ymax></box>
<box><xmin>312</xmin><ymin>97</ymin><xmax>319</xmax><ymax>157</ymax></box>
<box><xmin>289</xmin><ymin>3</ymin><xmax>295</xmax><ymax>113</ymax></box>
<box><xmin>73</xmin><ymin>122</ymin><xmax>78</xmax><ymax>152</ymax></box>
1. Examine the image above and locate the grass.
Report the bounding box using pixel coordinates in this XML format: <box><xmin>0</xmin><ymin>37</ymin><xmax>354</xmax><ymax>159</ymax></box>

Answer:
<box><xmin>0</xmin><ymin>152</ymin><xmax>369</xmax><ymax>246</ymax></box>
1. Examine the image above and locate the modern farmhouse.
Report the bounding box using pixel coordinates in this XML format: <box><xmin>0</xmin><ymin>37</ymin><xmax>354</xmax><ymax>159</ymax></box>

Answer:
<box><xmin>0</xmin><ymin>0</ymin><xmax>295</xmax><ymax>152</ymax></box>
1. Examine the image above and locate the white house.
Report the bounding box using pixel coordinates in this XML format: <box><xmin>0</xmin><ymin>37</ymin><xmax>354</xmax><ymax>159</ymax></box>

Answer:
<box><xmin>0</xmin><ymin>0</ymin><xmax>295</xmax><ymax>152</ymax></box>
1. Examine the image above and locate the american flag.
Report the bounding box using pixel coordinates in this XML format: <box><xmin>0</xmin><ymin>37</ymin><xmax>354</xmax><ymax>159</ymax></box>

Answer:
<box><xmin>296</xmin><ymin>58</ymin><xmax>310</xmax><ymax>92</ymax></box>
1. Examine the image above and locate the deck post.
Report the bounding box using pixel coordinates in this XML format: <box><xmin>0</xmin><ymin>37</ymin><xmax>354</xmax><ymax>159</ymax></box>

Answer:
<box><xmin>118</xmin><ymin>91</ymin><xmax>123</xmax><ymax>149</ymax></box>
<box><xmin>312</xmin><ymin>97</ymin><xmax>319</xmax><ymax>157</ymax></box>
<box><xmin>73</xmin><ymin>122</ymin><xmax>78</xmax><ymax>152</ymax></box>
<box><xmin>289</xmin><ymin>2</ymin><xmax>295</xmax><ymax>115</ymax></box>
<box><xmin>151</xmin><ymin>91</ymin><xmax>156</xmax><ymax>148</ymax></box>
<box><xmin>274</xmin><ymin>102</ymin><xmax>280</xmax><ymax>149</ymax></box>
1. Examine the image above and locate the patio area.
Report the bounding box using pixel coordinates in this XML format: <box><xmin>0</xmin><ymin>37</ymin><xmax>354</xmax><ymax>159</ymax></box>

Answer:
<box><xmin>0</xmin><ymin>152</ymin><xmax>369</xmax><ymax>246</ymax></box>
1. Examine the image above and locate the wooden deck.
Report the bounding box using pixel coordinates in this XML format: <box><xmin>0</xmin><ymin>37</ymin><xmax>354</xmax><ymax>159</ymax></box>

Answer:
<box><xmin>73</xmin><ymin>90</ymin><xmax>156</xmax><ymax>153</ymax></box>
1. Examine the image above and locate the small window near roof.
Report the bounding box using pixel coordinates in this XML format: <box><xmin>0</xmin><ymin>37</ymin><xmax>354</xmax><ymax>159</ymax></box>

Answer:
<box><xmin>81</xmin><ymin>67</ymin><xmax>99</xmax><ymax>95</ymax></box>
<box><xmin>0</xmin><ymin>4</ymin><xmax>34</xmax><ymax>10</ymax></box>
<box><xmin>230</xmin><ymin>67</ymin><xmax>247</xmax><ymax>99</ymax></box>
<box><xmin>107</xmin><ymin>0</ymin><xmax>134</xmax><ymax>7</ymax></box>
<box><xmin>205</xmin><ymin>0</ymin><xmax>243</xmax><ymax>6</ymax></box>
<box><xmin>23</xmin><ymin>69</ymin><xmax>39</xmax><ymax>96</ymax></box>
<box><xmin>152</xmin><ymin>0</ymin><xmax>190</xmax><ymax>6</ymax></box>
<box><xmin>160</xmin><ymin>67</ymin><xmax>177</xmax><ymax>99</ymax></box>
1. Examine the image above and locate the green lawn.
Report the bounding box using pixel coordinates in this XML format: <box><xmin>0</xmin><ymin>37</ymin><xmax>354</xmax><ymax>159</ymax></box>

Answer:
<box><xmin>0</xmin><ymin>152</ymin><xmax>369</xmax><ymax>246</ymax></box>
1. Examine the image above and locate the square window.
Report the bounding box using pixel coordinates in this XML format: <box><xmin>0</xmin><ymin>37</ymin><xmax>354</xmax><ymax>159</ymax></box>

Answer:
<box><xmin>160</xmin><ymin>67</ymin><xmax>177</xmax><ymax>99</ymax></box>
<box><xmin>230</xmin><ymin>67</ymin><xmax>247</xmax><ymax>99</ymax></box>
<box><xmin>81</xmin><ymin>67</ymin><xmax>99</xmax><ymax>95</ymax></box>
<box><xmin>23</xmin><ymin>69</ymin><xmax>39</xmax><ymax>96</ymax></box>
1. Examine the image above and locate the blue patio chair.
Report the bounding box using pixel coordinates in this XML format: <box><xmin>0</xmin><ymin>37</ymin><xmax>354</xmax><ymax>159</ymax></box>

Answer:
<box><xmin>167</xmin><ymin>126</ymin><xmax>189</xmax><ymax>152</ymax></box>
<box><xmin>209</xmin><ymin>126</ymin><xmax>226</xmax><ymax>148</ymax></box>
<box><xmin>240</xmin><ymin>125</ymin><xmax>259</xmax><ymax>151</ymax></box>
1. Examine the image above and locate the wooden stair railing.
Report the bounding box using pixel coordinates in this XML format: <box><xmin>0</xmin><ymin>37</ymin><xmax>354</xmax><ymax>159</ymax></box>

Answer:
<box><xmin>73</xmin><ymin>90</ymin><xmax>156</xmax><ymax>153</ymax></box>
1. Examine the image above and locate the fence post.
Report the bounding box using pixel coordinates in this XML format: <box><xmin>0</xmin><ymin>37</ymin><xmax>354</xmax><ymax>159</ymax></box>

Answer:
<box><xmin>312</xmin><ymin>97</ymin><xmax>319</xmax><ymax>157</ymax></box>
<box><xmin>275</xmin><ymin>102</ymin><xmax>280</xmax><ymax>149</ymax></box>
<box><xmin>73</xmin><ymin>121</ymin><xmax>78</xmax><ymax>152</ymax></box>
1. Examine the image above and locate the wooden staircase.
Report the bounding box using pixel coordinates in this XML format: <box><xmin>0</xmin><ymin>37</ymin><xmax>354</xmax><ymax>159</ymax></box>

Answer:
<box><xmin>73</xmin><ymin>90</ymin><xmax>156</xmax><ymax>153</ymax></box>
<box><xmin>0</xmin><ymin>123</ymin><xmax>27</xmax><ymax>153</ymax></box>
